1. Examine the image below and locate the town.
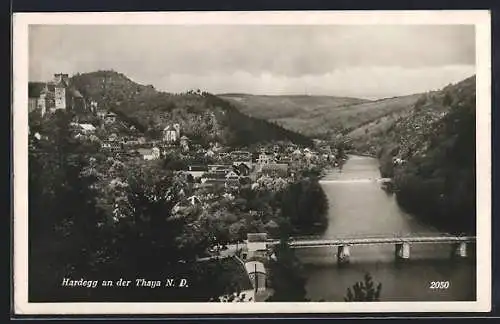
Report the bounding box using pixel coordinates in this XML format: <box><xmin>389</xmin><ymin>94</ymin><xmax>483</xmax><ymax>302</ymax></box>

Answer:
<box><xmin>23</xmin><ymin>21</ymin><xmax>480</xmax><ymax>308</ymax></box>
<box><xmin>28</xmin><ymin>73</ymin><xmax>347</xmax><ymax>302</ymax></box>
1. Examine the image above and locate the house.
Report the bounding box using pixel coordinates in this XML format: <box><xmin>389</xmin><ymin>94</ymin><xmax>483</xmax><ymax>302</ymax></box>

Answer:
<box><xmin>225</xmin><ymin>178</ymin><xmax>241</xmax><ymax>189</ymax></box>
<box><xmin>292</xmin><ymin>149</ymin><xmax>302</xmax><ymax>158</ymax></box>
<box><xmin>141</xmin><ymin>147</ymin><xmax>161</xmax><ymax>160</ymax></box>
<box><xmin>245</xmin><ymin>261</ymin><xmax>267</xmax><ymax>292</ymax></box>
<box><xmin>233</xmin><ymin>162</ymin><xmax>251</xmax><ymax>176</ymax></box>
<box><xmin>230</xmin><ymin>150</ymin><xmax>252</xmax><ymax>162</ymax></box>
<box><xmin>199</xmin><ymin>171</ymin><xmax>227</xmax><ymax>188</ymax></box>
<box><xmin>225</xmin><ymin>170</ymin><xmax>240</xmax><ymax>180</ymax></box>
<box><xmin>173</xmin><ymin>123</ymin><xmax>181</xmax><ymax>138</ymax></box>
<box><xmin>185</xmin><ymin>165</ymin><xmax>209</xmax><ymax>179</ymax></box>
<box><xmin>28</xmin><ymin>82</ymin><xmax>46</xmax><ymax>115</ymax></box>
<box><xmin>110</xmin><ymin>142</ymin><xmax>123</xmax><ymax>153</ymax></box>
<box><xmin>102</xmin><ymin>141</ymin><xmax>123</xmax><ymax>153</ymax></box>
<box><xmin>172</xmin><ymin>195</ymin><xmax>202</xmax><ymax>214</ymax></box>
<box><xmin>246</xmin><ymin>233</ymin><xmax>268</xmax><ymax>255</ymax></box>
<box><xmin>89</xmin><ymin>100</ymin><xmax>98</xmax><ymax>113</ymax></box>
<box><xmin>207</xmin><ymin>164</ymin><xmax>232</xmax><ymax>173</ymax></box>
<box><xmin>44</xmin><ymin>74</ymin><xmax>69</xmax><ymax>113</ymax></box>
<box><xmin>180</xmin><ymin>135</ymin><xmax>190</xmax><ymax>151</ymax></box>
<box><xmin>202</xmin><ymin>171</ymin><xmax>227</xmax><ymax>180</ymax></box>
<box><xmin>186</xmin><ymin>195</ymin><xmax>202</xmax><ymax>206</ymax></box>
<box><xmin>260</xmin><ymin>163</ymin><xmax>289</xmax><ymax>177</ymax></box>
<box><xmin>205</xmin><ymin>149</ymin><xmax>215</xmax><ymax>158</ymax></box>
<box><xmin>201</xmin><ymin>178</ymin><xmax>226</xmax><ymax>188</ymax></box>
<box><xmin>96</xmin><ymin>109</ymin><xmax>107</xmax><ymax>120</ymax></box>
<box><xmin>163</xmin><ymin>125</ymin><xmax>178</xmax><ymax>143</ymax></box>
<box><xmin>251</xmin><ymin>152</ymin><xmax>260</xmax><ymax>163</ymax></box>
<box><xmin>257</xmin><ymin>153</ymin><xmax>273</xmax><ymax>165</ymax></box>
<box><xmin>278</xmin><ymin>157</ymin><xmax>292</xmax><ymax>165</ymax></box>
<box><xmin>104</xmin><ymin>111</ymin><xmax>117</xmax><ymax>124</ymax></box>
<box><xmin>88</xmin><ymin>134</ymin><xmax>100</xmax><ymax>142</ymax></box>
<box><xmin>200</xmin><ymin>170</ymin><xmax>227</xmax><ymax>184</ymax></box>
<box><xmin>70</xmin><ymin>123</ymin><xmax>96</xmax><ymax>135</ymax></box>
<box><xmin>392</xmin><ymin>157</ymin><xmax>406</xmax><ymax>166</ymax></box>
<box><xmin>108</xmin><ymin>133</ymin><xmax>119</xmax><ymax>142</ymax></box>
<box><xmin>126</xmin><ymin>149</ymin><xmax>142</xmax><ymax>158</ymax></box>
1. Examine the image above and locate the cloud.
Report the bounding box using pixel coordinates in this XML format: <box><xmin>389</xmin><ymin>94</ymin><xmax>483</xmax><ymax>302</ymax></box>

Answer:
<box><xmin>155</xmin><ymin>65</ymin><xmax>475</xmax><ymax>99</ymax></box>
<box><xmin>29</xmin><ymin>24</ymin><xmax>475</xmax><ymax>98</ymax></box>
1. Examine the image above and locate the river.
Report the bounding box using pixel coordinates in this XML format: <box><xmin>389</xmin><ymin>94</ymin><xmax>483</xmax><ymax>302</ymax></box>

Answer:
<box><xmin>295</xmin><ymin>155</ymin><xmax>476</xmax><ymax>301</ymax></box>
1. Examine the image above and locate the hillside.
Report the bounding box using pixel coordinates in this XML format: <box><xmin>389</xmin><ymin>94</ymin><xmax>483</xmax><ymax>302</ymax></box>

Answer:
<box><xmin>69</xmin><ymin>71</ymin><xmax>313</xmax><ymax>147</ymax></box>
<box><xmin>219</xmin><ymin>93</ymin><xmax>369</xmax><ymax>120</ymax></box>
<box><xmin>350</xmin><ymin>76</ymin><xmax>476</xmax><ymax>161</ymax></box>
<box><xmin>367</xmin><ymin>75</ymin><xmax>476</xmax><ymax>234</ymax></box>
<box><xmin>220</xmin><ymin>93</ymin><xmax>422</xmax><ymax>139</ymax></box>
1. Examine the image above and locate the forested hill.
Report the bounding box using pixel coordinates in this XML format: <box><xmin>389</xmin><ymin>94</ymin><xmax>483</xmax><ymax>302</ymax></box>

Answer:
<box><xmin>372</xmin><ymin>75</ymin><xmax>476</xmax><ymax>234</ymax></box>
<box><xmin>219</xmin><ymin>92</ymin><xmax>422</xmax><ymax>139</ymax></box>
<box><xmin>69</xmin><ymin>70</ymin><xmax>313</xmax><ymax>147</ymax></box>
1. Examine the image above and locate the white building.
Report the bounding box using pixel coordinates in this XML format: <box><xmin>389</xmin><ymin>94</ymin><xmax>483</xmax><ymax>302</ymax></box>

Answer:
<box><xmin>180</xmin><ymin>135</ymin><xmax>189</xmax><ymax>151</ymax></box>
<box><xmin>245</xmin><ymin>261</ymin><xmax>267</xmax><ymax>292</ymax></box>
<box><xmin>77</xmin><ymin>123</ymin><xmax>96</xmax><ymax>134</ymax></box>
<box><xmin>53</xmin><ymin>73</ymin><xmax>69</xmax><ymax>111</ymax></box>
<box><xmin>246</xmin><ymin>233</ymin><xmax>268</xmax><ymax>254</ymax></box>
<box><xmin>257</xmin><ymin>153</ymin><xmax>272</xmax><ymax>165</ymax></box>
<box><xmin>163</xmin><ymin>125</ymin><xmax>178</xmax><ymax>143</ymax></box>
<box><xmin>143</xmin><ymin>147</ymin><xmax>161</xmax><ymax>160</ymax></box>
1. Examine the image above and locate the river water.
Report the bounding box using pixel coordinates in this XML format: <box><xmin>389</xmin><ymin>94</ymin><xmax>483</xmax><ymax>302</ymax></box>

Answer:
<box><xmin>296</xmin><ymin>155</ymin><xmax>476</xmax><ymax>301</ymax></box>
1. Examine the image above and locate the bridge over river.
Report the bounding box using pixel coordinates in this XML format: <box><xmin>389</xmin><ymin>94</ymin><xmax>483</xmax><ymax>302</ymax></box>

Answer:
<box><xmin>319</xmin><ymin>177</ymin><xmax>392</xmax><ymax>184</ymax></box>
<box><xmin>263</xmin><ymin>234</ymin><xmax>475</xmax><ymax>264</ymax></box>
<box><xmin>286</xmin><ymin>154</ymin><xmax>476</xmax><ymax>301</ymax></box>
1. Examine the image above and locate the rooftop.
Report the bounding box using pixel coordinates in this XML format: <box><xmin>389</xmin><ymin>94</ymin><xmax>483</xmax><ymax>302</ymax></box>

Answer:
<box><xmin>245</xmin><ymin>261</ymin><xmax>266</xmax><ymax>274</ymax></box>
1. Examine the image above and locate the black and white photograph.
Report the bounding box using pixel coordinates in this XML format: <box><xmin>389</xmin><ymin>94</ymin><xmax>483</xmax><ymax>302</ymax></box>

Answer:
<box><xmin>13</xmin><ymin>11</ymin><xmax>491</xmax><ymax>314</ymax></box>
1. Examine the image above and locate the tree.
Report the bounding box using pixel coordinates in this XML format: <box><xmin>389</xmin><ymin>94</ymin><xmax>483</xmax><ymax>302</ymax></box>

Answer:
<box><xmin>267</xmin><ymin>239</ymin><xmax>309</xmax><ymax>302</ymax></box>
<box><xmin>29</xmin><ymin>110</ymin><xmax>107</xmax><ymax>301</ymax></box>
<box><xmin>110</xmin><ymin>167</ymin><xmax>208</xmax><ymax>275</ymax></box>
<box><xmin>214</xmin><ymin>291</ymin><xmax>252</xmax><ymax>302</ymax></box>
<box><xmin>344</xmin><ymin>273</ymin><xmax>382</xmax><ymax>302</ymax></box>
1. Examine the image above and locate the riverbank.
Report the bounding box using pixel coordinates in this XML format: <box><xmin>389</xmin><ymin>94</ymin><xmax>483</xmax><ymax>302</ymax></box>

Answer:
<box><xmin>375</xmin><ymin>151</ymin><xmax>475</xmax><ymax>235</ymax></box>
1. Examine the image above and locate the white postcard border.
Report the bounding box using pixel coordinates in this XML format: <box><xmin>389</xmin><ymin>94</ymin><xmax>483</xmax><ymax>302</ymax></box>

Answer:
<box><xmin>13</xmin><ymin>10</ymin><xmax>492</xmax><ymax>314</ymax></box>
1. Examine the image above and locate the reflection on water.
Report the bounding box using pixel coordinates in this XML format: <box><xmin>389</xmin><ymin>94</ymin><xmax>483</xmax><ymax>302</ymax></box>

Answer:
<box><xmin>297</xmin><ymin>155</ymin><xmax>476</xmax><ymax>301</ymax></box>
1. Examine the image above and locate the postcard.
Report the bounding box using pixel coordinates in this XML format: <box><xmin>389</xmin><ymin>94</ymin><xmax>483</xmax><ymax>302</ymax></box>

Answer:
<box><xmin>12</xmin><ymin>10</ymin><xmax>491</xmax><ymax>315</ymax></box>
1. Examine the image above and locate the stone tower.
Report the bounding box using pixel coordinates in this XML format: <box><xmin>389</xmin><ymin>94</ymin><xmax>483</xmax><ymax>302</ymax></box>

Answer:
<box><xmin>173</xmin><ymin>123</ymin><xmax>181</xmax><ymax>139</ymax></box>
<box><xmin>53</xmin><ymin>73</ymin><xmax>69</xmax><ymax>110</ymax></box>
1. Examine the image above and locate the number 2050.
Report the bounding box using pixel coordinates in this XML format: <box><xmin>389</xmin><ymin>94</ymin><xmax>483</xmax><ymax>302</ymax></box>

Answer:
<box><xmin>429</xmin><ymin>281</ymin><xmax>450</xmax><ymax>289</ymax></box>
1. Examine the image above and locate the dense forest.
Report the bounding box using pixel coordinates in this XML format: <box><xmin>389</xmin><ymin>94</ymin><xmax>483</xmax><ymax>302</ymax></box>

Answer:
<box><xmin>69</xmin><ymin>70</ymin><xmax>312</xmax><ymax>147</ymax></box>
<box><xmin>372</xmin><ymin>76</ymin><xmax>476</xmax><ymax>234</ymax></box>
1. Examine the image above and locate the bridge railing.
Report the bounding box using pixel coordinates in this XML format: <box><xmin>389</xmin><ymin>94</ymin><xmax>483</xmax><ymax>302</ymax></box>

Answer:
<box><xmin>287</xmin><ymin>232</ymin><xmax>458</xmax><ymax>242</ymax></box>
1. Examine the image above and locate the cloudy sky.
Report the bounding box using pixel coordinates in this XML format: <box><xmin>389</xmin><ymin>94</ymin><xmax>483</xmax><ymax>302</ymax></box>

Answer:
<box><xmin>29</xmin><ymin>25</ymin><xmax>475</xmax><ymax>99</ymax></box>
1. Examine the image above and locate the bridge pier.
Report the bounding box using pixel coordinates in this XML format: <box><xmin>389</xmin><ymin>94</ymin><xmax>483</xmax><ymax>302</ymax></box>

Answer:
<box><xmin>452</xmin><ymin>242</ymin><xmax>468</xmax><ymax>258</ymax></box>
<box><xmin>395</xmin><ymin>242</ymin><xmax>410</xmax><ymax>261</ymax></box>
<box><xmin>337</xmin><ymin>245</ymin><xmax>351</xmax><ymax>265</ymax></box>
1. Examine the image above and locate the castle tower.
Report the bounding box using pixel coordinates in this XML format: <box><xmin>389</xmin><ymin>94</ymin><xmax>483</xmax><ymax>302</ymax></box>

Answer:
<box><xmin>173</xmin><ymin>123</ymin><xmax>181</xmax><ymax>139</ymax></box>
<box><xmin>53</xmin><ymin>73</ymin><xmax>69</xmax><ymax>110</ymax></box>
